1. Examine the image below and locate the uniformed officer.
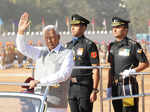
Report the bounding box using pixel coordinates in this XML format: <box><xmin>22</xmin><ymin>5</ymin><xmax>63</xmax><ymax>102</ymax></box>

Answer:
<box><xmin>66</xmin><ymin>14</ymin><xmax>100</xmax><ymax>112</ymax></box>
<box><xmin>107</xmin><ymin>17</ymin><xmax>149</xmax><ymax>112</ymax></box>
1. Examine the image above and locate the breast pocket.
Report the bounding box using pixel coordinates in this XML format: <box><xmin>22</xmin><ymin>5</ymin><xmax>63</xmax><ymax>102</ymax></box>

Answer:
<box><xmin>118</xmin><ymin>48</ymin><xmax>130</xmax><ymax>56</ymax></box>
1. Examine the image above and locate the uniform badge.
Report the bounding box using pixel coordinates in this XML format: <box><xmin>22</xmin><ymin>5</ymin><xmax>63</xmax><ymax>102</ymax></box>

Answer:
<box><xmin>118</xmin><ymin>48</ymin><xmax>130</xmax><ymax>56</ymax></box>
<box><xmin>73</xmin><ymin>17</ymin><xmax>76</xmax><ymax>20</ymax></box>
<box><xmin>115</xmin><ymin>79</ymin><xmax>118</xmax><ymax>84</ymax></box>
<box><xmin>73</xmin><ymin>56</ymin><xmax>76</xmax><ymax>60</ymax></box>
<box><xmin>64</xmin><ymin>44</ymin><xmax>67</xmax><ymax>48</ymax></box>
<box><xmin>77</xmin><ymin>48</ymin><xmax>84</xmax><ymax>56</ymax></box>
<box><xmin>91</xmin><ymin>51</ymin><xmax>97</xmax><ymax>58</ymax></box>
<box><xmin>137</xmin><ymin>49</ymin><xmax>142</xmax><ymax>54</ymax></box>
<box><xmin>78</xmin><ymin>57</ymin><xmax>81</xmax><ymax>60</ymax></box>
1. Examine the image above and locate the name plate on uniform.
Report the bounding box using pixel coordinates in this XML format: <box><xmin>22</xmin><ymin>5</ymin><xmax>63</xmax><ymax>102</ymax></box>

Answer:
<box><xmin>77</xmin><ymin>48</ymin><xmax>84</xmax><ymax>56</ymax></box>
<box><xmin>118</xmin><ymin>48</ymin><xmax>130</xmax><ymax>56</ymax></box>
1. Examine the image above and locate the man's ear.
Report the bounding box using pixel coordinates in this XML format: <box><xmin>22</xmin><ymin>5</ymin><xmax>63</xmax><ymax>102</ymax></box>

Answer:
<box><xmin>82</xmin><ymin>25</ymin><xmax>87</xmax><ymax>31</ymax></box>
<box><xmin>125</xmin><ymin>28</ymin><xmax>128</xmax><ymax>32</ymax></box>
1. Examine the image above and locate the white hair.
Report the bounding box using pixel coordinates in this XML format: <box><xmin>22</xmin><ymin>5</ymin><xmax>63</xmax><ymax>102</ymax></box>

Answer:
<box><xmin>42</xmin><ymin>25</ymin><xmax>59</xmax><ymax>35</ymax></box>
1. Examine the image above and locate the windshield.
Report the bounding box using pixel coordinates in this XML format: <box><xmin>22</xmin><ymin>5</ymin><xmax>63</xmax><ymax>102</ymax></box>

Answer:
<box><xmin>0</xmin><ymin>95</ymin><xmax>41</xmax><ymax>112</ymax></box>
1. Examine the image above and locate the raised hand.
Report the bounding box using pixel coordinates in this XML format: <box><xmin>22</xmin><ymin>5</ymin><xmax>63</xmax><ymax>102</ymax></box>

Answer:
<box><xmin>29</xmin><ymin>80</ymin><xmax>40</xmax><ymax>89</ymax></box>
<box><xmin>18</xmin><ymin>12</ymin><xmax>31</xmax><ymax>35</ymax></box>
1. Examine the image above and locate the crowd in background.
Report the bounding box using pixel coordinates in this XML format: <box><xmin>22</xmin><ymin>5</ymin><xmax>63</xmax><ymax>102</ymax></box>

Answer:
<box><xmin>98</xmin><ymin>39</ymin><xmax>150</xmax><ymax>64</ymax></box>
<box><xmin>0</xmin><ymin>40</ymin><xmax>43</xmax><ymax>70</ymax></box>
<box><xmin>0</xmin><ymin>39</ymin><xmax>149</xmax><ymax>70</ymax></box>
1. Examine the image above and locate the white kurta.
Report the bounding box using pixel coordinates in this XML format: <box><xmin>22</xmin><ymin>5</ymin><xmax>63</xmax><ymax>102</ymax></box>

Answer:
<box><xmin>16</xmin><ymin>34</ymin><xmax>74</xmax><ymax>112</ymax></box>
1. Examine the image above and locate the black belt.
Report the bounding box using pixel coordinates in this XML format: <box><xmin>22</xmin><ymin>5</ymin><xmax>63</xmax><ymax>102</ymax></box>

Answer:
<box><xmin>113</xmin><ymin>75</ymin><xmax>136</xmax><ymax>85</ymax></box>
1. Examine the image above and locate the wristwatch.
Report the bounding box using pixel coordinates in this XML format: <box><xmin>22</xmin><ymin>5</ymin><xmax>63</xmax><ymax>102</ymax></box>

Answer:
<box><xmin>92</xmin><ymin>88</ymin><xmax>99</xmax><ymax>94</ymax></box>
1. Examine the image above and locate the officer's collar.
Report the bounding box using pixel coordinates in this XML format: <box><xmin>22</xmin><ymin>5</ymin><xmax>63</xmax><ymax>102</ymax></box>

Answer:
<box><xmin>78</xmin><ymin>35</ymin><xmax>85</xmax><ymax>40</ymax></box>
<box><xmin>72</xmin><ymin>37</ymin><xmax>78</xmax><ymax>41</ymax></box>
<box><xmin>115</xmin><ymin>37</ymin><xmax>128</xmax><ymax>45</ymax></box>
<box><xmin>72</xmin><ymin>35</ymin><xmax>84</xmax><ymax>42</ymax></box>
<box><xmin>120</xmin><ymin>37</ymin><xmax>128</xmax><ymax>45</ymax></box>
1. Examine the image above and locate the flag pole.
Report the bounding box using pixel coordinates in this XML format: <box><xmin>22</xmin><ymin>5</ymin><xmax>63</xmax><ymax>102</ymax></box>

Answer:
<box><xmin>67</xmin><ymin>24</ymin><xmax>70</xmax><ymax>33</ymax></box>
<box><xmin>148</xmin><ymin>20</ymin><xmax>150</xmax><ymax>52</ymax></box>
<box><xmin>91</xmin><ymin>17</ymin><xmax>95</xmax><ymax>32</ymax></box>
<box><xmin>29</xmin><ymin>24</ymin><xmax>31</xmax><ymax>33</ymax></box>
<box><xmin>0</xmin><ymin>17</ymin><xmax>3</xmax><ymax>34</ymax></box>
<box><xmin>102</xmin><ymin>18</ymin><xmax>107</xmax><ymax>31</ymax></box>
<box><xmin>66</xmin><ymin>16</ymin><xmax>70</xmax><ymax>32</ymax></box>
<box><xmin>55</xmin><ymin>20</ymin><xmax>58</xmax><ymax>30</ymax></box>
<box><xmin>92</xmin><ymin>24</ymin><xmax>95</xmax><ymax>32</ymax></box>
<box><xmin>42</xmin><ymin>17</ymin><xmax>45</xmax><ymax>30</ymax></box>
<box><xmin>12</xmin><ymin>22</ymin><xmax>15</xmax><ymax>32</ymax></box>
<box><xmin>149</xmin><ymin>20</ymin><xmax>150</xmax><ymax>36</ymax></box>
<box><xmin>0</xmin><ymin>25</ymin><xmax>1</xmax><ymax>34</ymax></box>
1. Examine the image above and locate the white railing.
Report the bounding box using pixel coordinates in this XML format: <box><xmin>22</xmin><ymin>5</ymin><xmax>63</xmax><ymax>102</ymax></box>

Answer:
<box><xmin>0</xmin><ymin>65</ymin><xmax>150</xmax><ymax>112</ymax></box>
<box><xmin>72</xmin><ymin>66</ymin><xmax>150</xmax><ymax>112</ymax></box>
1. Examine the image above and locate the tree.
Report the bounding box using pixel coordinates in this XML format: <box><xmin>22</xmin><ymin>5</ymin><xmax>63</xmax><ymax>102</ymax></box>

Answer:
<box><xmin>0</xmin><ymin>0</ymin><xmax>130</xmax><ymax>32</ymax></box>
<box><xmin>125</xmin><ymin>0</ymin><xmax>150</xmax><ymax>35</ymax></box>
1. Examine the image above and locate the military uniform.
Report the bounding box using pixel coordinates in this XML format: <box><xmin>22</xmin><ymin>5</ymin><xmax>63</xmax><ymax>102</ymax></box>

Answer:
<box><xmin>108</xmin><ymin>17</ymin><xmax>148</xmax><ymax>112</ymax></box>
<box><xmin>66</xmin><ymin>14</ymin><xmax>99</xmax><ymax>112</ymax></box>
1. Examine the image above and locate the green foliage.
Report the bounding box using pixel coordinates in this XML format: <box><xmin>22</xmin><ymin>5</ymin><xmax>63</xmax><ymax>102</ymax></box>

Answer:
<box><xmin>125</xmin><ymin>0</ymin><xmax>150</xmax><ymax>35</ymax></box>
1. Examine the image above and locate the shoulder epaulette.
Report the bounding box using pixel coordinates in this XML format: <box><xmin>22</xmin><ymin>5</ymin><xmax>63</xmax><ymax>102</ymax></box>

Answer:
<box><xmin>128</xmin><ymin>38</ymin><xmax>137</xmax><ymax>44</ymax></box>
<box><xmin>84</xmin><ymin>37</ymin><xmax>95</xmax><ymax>45</ymax></box>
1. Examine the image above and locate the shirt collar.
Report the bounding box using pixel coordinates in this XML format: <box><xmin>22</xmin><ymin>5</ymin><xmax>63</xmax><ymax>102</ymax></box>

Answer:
<box><xmin>120</xmin><ymin>37</ymin><xmax>128</xmax><ymax>45</ymax></box>
<box><xmin>115</xmin><ymin>37</ymin><xmax>128</xmax><ymax>45</ymax></box>
<box><xmin>72</xmin><ymin>37</ymin><xmax>78</xmax><ymax>40</ymax></box>
<box><xmin>48</xmin><ymin>43</ymin><xmax>62</xmax><ymax>54</ymax></box>
<box><xmin>72</xmin><ymin>35</ymin><xmax>84</xmax><ymax>42</ymax></box>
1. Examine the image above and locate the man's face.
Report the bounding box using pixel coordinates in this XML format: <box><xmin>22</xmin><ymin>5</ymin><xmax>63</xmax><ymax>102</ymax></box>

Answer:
<box><xmin>112</xmin><ymin>25</ymin><xmax>127</xmax><ymax>38</ymax></box>
<box><xmin>71</xmin><ymin>24</ymin><xmax>86</xmax><ymax>37</ymax></box>
<box><xmin>44</xmin><ymin>29</ymin><xmax>60</xmax><ymax>50</ymax></box>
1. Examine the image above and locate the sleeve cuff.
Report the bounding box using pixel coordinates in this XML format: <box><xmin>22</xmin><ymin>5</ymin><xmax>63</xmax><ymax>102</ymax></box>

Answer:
<box><xmin>40</xmin><ymin>78</ymin><xmax>46</xmax><ymax>83</ymax></box>
<box><xmin>17</xmin><ymin>34</ymin><xmax>26</xmax><ymax>42</ymax></box>
<box><xmin>131</xmin><ymin>69</ymin><xmax>136</xmax><ymax>73</ymax></box>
